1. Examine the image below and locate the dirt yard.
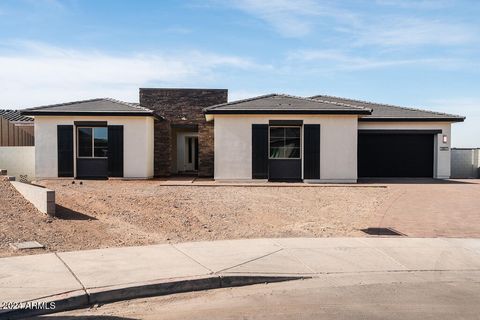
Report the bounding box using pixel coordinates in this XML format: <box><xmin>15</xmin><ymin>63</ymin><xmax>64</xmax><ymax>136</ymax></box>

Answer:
<box><xmin>0</xmin><ymin>179</ymin><xmax>393</xmax><ymax>257</ymax></box>
<box><xmin>3</xmin><ymin>178</ymin><xmax>479</xmax><ymax>257</ymax></box>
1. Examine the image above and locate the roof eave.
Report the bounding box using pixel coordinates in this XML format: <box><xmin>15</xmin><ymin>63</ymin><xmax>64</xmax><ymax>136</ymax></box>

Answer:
<box><xmin>20</xmin><ymin>111</ymin><xmax>156</xmax><ymax>117</ymax></box>
<box><xmin>204</xmin><ymin>109</ymin><xmax>371</xmax><ymax>115</ymax></box>
<box><xmin>359</xmin><ymin>117</ymin><xmax>465</xmax><ymax>122</ymax></box>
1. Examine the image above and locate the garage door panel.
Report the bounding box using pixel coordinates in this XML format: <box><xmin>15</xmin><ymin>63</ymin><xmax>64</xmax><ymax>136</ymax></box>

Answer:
<box><xmin>358</xmin><ymin>133</ymin><xmax>434</xmax><ymax>178</ymax></box>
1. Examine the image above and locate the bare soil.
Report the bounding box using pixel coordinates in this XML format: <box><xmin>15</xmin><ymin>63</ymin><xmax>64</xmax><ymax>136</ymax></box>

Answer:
<box><xmin>0</xmin><ymin>179</ymin><xmax>392</xmax><ymax>257</ymax></box>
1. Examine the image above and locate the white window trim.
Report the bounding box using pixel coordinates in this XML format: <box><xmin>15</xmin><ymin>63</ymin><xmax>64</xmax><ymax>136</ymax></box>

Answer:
<box><xmin>268</xmin><ymin>125</ymin><xmax>302</xmax><ymax>160</ymax></box>
<box><xmin>76</xmin><ymin>127</ymin><xmax>108</xmax><ymax>159</ymax></box>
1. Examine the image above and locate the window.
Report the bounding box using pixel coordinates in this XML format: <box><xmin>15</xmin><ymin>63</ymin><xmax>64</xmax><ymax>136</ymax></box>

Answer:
<box><xmin>78</xmin><ymin>128</ymin><xmax>93</xmax><ymax>157</ymax></box>
<box><xmin>77</xmin><ymin>127</ymin><xmax>108</xmax><ymax>158</ymax></box>
<box><xmin>269</xmin><ymin>126</ymin><xmax>301</xmax><ymax>159</ymax></box>
<box><xmin>93</xmin><ymin>127</ymin><xmax>108</xmax><ymax>157</ymax></box>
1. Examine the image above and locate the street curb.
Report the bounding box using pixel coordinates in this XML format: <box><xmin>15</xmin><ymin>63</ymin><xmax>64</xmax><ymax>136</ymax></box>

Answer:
<box><xmin>1</xmin><ymin>275</ymin><xmax>305</xmax><ymax>319</ymax></box>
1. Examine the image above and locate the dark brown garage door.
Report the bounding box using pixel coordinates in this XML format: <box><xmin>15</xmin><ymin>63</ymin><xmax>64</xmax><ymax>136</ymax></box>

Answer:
<box><xmin>358</xmin><ymin>131</ymin><xmax>435</xmax><ymax>178</ymax></box>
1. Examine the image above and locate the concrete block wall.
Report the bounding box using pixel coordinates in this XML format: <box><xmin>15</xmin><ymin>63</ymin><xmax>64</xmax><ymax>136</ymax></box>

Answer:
<box><xmin>10</xmin><ymin>181</ymin><xmax>55</xmax><ymax>216</ymax></box>
<box><xmin>139</xmin><ymin>88</ymin><xmax>227</xmax><ymax>177</ymax></box>
<box><xmin>451</xmin><ymin>148</ymin><xmax>480</xmax><ymax>178</ymax></box>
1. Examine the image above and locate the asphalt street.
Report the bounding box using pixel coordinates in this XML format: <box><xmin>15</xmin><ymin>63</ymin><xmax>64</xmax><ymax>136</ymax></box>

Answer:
<box><xmin>43</xmin><ymin>270</ymin><xmax>480</xmax><ymax>320</ymax></box>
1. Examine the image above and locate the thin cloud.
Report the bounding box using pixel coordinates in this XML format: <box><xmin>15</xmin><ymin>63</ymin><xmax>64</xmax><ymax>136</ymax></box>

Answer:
<box><xmin>24</xmin><ymin>0</ymin><xmax>66</xmax><ymax>9</ymax></box>
<box><xmin>163</xmin><ymin>26</ymin><xmax>193</xmax><ymax>35</ymax></box>
<box><xmin>353</xmin><ymin>18</ymin><xmax>477</xmax><ymax>47</ymax></box>
<box><xmin>375</xmin><ymin>0</ymin><xmax>453</xmax><ymax>9</ymax></box>
<box><xmin>224</xmin><ymin>0</ymin><xmax>358</xmax><ymax>38</ymax></box>
<box><xmin>0</xmin><ymin>42</ymin><xmax>260</xmax><ymax>108</ymax></box>
<box><xmin>286</xmin><ymin>49</ymin><xmax>465</xmax><ymax>71</ymax></box>
<box><xmin>223</xmin><ymin>1</ymin><xmax>478</xmax><ymax>48</ymax></box>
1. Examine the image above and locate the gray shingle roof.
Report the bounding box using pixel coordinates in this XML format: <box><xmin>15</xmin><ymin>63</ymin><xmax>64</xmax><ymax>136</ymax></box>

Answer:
<box><xmin>310</xmin><ymin>95</ymin><xmax>465</xmax><ymax>122</ymax></box>
<box><xmin>21</xmin><ymin>98</ymin><xmax>155</xmax><ymax>117</ymax></box>
<box><xmin>204</xmin><ymin>94</ymin><xmax>371</xmax><ymax>115</ymax></box>
<box><xmin>0</xmin><ymin>109</ymin><xmax>34</xmax><ymax>122</ymax></box>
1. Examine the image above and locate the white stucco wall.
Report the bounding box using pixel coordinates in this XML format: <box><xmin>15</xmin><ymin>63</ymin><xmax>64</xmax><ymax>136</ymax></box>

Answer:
<box><xmin>0</xmin><ymin>146</ymin><xmax>35</xmax><ymax>181</ymax></box>
<box><xmin>34</xmin><ymin>116</ymin><xmax>154</xmax><ymax>179</ymax></box>
<box><xmin>358</xmin><ymin>121</ymin><xmax>452</xmax><ymax>178</ymax></box>
<box><xmin>213</xmin><ymin>114</ymin><xmax>359</xmax><ymax>182</ymax></box>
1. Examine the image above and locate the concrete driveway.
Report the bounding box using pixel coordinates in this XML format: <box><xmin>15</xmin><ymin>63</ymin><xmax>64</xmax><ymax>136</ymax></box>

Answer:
<box><xmin>366</xmin><ymin>179</ymin><xmax>480</xmax><ymax>237</ymax></box>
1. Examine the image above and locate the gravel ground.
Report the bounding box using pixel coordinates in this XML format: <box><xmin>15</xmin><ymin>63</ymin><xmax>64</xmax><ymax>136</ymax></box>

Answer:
<box><xmin>0</xmin><ymin>179</ymin><xmax>392</xmax><ymax>257</ymax></box>
<box><xmin>0</xmin><ymin>180</ymin><xmax>123</xmax><ymax>257</ymax></box>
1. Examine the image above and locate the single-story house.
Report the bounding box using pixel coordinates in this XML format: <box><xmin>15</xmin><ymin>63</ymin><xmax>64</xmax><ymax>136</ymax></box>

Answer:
<box><xmin>21</xmin><ymin>89</ymin><xmax>465</xmax><ymax>182</ymax></box>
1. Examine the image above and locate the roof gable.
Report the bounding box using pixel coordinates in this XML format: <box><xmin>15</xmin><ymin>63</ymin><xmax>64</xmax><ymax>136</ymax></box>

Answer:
<box><xmin>310</xmin><ymin>95</ymin><xmax>465</xmax><ymax>122</ymax></box>
<box><xmin>21</xmin><ymin>98</ymin><xmax>155</xmax><ymax>117</ymax></box>
<box><xmin>204</xmin><ymin>94</ymin><xmax>371</xmax><ymax>115</ymax></box>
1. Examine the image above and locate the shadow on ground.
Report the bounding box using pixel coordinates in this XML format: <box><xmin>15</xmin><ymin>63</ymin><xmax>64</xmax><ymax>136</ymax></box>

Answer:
<box><xmin>31</xmin><ymin>316</ymin><xmax>138</xmax><ymax>319</ymax></box>
<box><xmin>55</xmin><ymin>205</ymin><xmax>97</xmax><ymax>221</ymax></box>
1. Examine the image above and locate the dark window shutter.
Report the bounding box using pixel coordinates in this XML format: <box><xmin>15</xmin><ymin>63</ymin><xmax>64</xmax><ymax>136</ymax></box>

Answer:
<box><xmin>252</xmin><ymin>124</ymin><xmax>268</xmax><ymax>179</ymax></box>
<box><xmin>57</xmin><ymin>125</ymin><xmax>74</xmax><ymax>177</ymax></box>
<box><xmin>108</xmin><ymin>125</ymin><xmax>124</xmax><ymax>177</ymax></box>
<box><xmin>304</xmin><ymin>124</ymin><xmax>320</xmax><ymax>179</ymax></box>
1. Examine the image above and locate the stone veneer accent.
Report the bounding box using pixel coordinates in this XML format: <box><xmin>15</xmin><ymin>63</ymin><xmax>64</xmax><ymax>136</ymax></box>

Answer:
<box><xmin>140</xmin><ymin>88</ymin><xmax>228</xmax><ymax>177</ymax></box>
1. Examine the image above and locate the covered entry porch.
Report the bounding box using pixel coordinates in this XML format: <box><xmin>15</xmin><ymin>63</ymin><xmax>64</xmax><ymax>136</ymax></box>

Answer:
<box><xmin>171</xmin><ymin>124</ymin><xmax>199</xmax><ymax>175</ymax></box>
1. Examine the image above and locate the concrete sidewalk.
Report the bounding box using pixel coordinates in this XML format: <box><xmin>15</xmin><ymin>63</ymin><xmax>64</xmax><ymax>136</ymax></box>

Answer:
<box><xmin>1</xmin><ymin>238</ymin><xmax>480</xmax><ymax>318</ymax></box>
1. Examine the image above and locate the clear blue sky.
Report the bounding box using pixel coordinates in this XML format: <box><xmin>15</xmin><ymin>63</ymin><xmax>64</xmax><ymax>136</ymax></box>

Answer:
<box><xmin>0</xmin><ymin>0</ymin><xmax>478</xmax><ymax>146</ymax></box>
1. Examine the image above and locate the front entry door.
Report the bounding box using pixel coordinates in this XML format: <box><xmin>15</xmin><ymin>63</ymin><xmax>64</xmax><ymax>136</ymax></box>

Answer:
<box><xmin>184</xmin><ymin>136</ymin><xmax>198</xmax><ymax>171</ymax></box>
